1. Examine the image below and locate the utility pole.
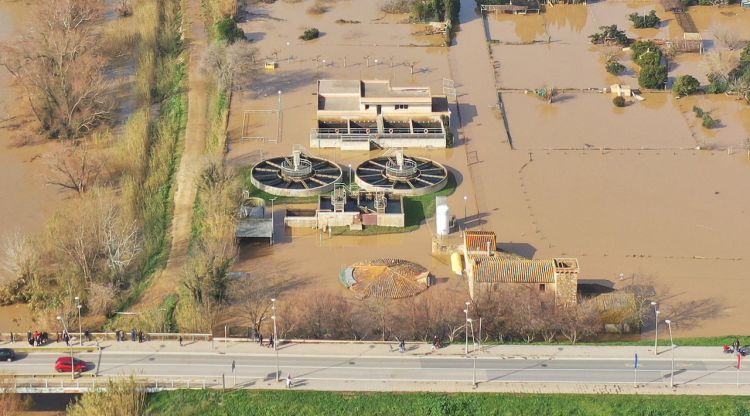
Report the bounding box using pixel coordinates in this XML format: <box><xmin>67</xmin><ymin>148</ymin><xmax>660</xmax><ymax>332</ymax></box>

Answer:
<box><xmin>651</xmin><ymin>302</ymin><xmax>659</xmax><ymax>355</ymax></box>
<box><xmin>75</xmin><ymin>296</ymin><xmax>82</xmax><ymax>346</ymax></box>
<box><xmin>272</xmin><ymin>298</ymin><xmax>279</xmax><ymax>382</ymax></box>
<box><xmin>463</xmin><ymin>301</ymin><xmax>470</xmax><ymax>356</ymax></box>
<box><xmin>667</xmin><ymin>320</ymin><xmax>675</xmax><ymax>387</ymax></box>
<box><xmin>56</xmin><ymin>315</ymin><xmax>75</xmax><ymax>380</ymax></box>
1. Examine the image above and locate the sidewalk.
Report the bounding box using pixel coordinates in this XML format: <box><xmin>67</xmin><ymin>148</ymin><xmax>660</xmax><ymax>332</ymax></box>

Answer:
<box><xmin>3</xmin><ymin>338</ymin><xmax>731</xmax><ymax>361</ymax></box>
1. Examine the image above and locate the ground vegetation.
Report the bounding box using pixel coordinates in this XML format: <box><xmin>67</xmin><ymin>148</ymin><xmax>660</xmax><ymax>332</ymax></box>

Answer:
<box><xmin>146</xmin><ymin>390</ymin><xmax>750</xmax><ymax>415</ymax></box>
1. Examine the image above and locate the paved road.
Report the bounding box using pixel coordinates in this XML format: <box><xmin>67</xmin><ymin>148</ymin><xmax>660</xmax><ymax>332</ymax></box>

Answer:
<box><xmin>4</xmin><ymin>350</ymin><xmax>747</xmax><ymax>390</ymax></box>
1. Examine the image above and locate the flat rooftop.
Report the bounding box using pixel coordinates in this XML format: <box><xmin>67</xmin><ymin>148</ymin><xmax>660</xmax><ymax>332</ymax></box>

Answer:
<box><xmin>318</xmin><ymin>95</ymin><xmax>360</xmax><ymax>112</ymax></box>
<box><xmin>318</xmin><ymin>80</ymin><xmax>431</xmax><ymax>99</ymax></box>
<box><xmin>362</xmin><ymin>81</ymin><xmax>430</xmax><ymax>99</ymax></box>
<box><xmin>318</xmin><ymin>79</ymin><xmax>361</xmax><ymax>95</ymax></box>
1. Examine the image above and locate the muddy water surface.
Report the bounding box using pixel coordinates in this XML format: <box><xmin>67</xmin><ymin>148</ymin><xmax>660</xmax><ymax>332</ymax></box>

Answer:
<box><xmin>0</xmin><ymin>0</ymin><xmax>64</xmax><ymax>283</ymax></box>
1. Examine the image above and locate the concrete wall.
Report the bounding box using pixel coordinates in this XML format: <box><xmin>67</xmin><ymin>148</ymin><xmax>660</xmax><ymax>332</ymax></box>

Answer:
<box><xmin>311</xmin><ymin>134</ymin><xmax>446</xmax><ymax>150</ymax></box>
<box><xmin>378</xmin><ymin>137</ymin><xmax>446</xmax><ymax>149</ymax></box>
<box><xmin>284</xmin><ymin>216</ymin><xmax>317</xmax><ymax>228</ymax></box>
<box><xmin>317</xmin><ymin>212</ymin><xmax>357</xmax><ymax>228</ymax></box>
<box><xmin>553</xmin><ymin>272</ymin><xmax>578</xmax><ymax>306</ymax></box>
<box><xmin>376</xmin><ymin>213</ymin><xmax>405</xmax><ymax>227</ymax></box>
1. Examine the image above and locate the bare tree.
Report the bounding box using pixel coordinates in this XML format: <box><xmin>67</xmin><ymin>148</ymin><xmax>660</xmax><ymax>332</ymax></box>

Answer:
<box><xmin>46</xmin><ymin>145</ymin><xmax>101</xmax><ymax>194</ymax></box>
<box><xmin>1</xmin><ymin>233</ymin><xmax>38</xmax><ymax>281</ymax></box>
<box><xmin>47</xmin><ymin>191</ymin><xmax>140</xmax><ymax>285</ymax></box>
<box><xmin>0</xmin><ymin>0</ymin><xmax>111</xmax><ymax>139</ymax></box>
<box><xmin>201</xmin><ymin>42</ymin><xmax>258</xmax><ymax>91</ymax></box>
<box><xmin>712</xmin><ymin>28</ymin><xmax>745</xmax><ymax>51</ymax></box>
<box><xmin>559</xmin><ymin>298</ymin><xmax>602</xmax><ymax>344</ymax></box>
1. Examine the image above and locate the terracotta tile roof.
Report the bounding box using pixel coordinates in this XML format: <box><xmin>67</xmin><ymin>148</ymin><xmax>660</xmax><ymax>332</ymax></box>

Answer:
<box><xmin>464</xmin><ymin>231</ymin><xmax>497</xmax><ymax>253</ymax></box>
<box><xmin>344</xmin><ymin>259</ymin><xmax>430</xmax><ymax>299</ymax></box>
<box><xmin>470</xmin><ymin>255</ymin><xmax>555</xmax><ymax>284</ymax></box>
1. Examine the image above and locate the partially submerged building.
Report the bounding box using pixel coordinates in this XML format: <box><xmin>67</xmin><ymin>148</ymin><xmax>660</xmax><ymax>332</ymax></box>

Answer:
<box><xmin>236</xmin><ymin>198</ymin><xmax>273</xmax><ymax>243</ymax></box>
<box><xmin>461</xmin><ymin>231</ymin><xmax>579</xmax><ymax>306</ymax></box>
<box><xmin>340</xmin><ymin>259</ymin><xmax>430</xmax><ymax>299</ymax></box>
<box><xmin>284</xmin><ymin>184</ymin><xmax>405</xmax><ymax>231</ymax></box>
<box><xmin>311</xmin><ymin>79</ymin><xmax>450</xmax><ymax>150</ymax></box>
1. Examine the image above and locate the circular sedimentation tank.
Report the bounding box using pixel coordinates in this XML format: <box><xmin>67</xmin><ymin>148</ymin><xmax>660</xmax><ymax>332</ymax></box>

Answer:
<box><xmin>355</xmin><ymin>152</ymin><xmax>448</xmax><ymax>196</ymax></box>
<box><xmin>250</xmin><ymin>151</ymin><xmax>342</xmax><ymax>197</ymax></box>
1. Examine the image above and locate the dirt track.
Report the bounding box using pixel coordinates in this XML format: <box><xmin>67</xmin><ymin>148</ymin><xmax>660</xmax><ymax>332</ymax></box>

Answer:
<box><xmin>137</xmin><ymin>0</ymin><xmax>209</xmax><ymax>308</ymax></box>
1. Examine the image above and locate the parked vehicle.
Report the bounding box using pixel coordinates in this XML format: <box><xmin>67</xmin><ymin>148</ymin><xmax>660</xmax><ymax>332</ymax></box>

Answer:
<box><xmin>0</xmin><ymin>348</ymin><xmax>15</xmax><ymax>362</ymax></box>
<box><xmin>739</xmin><ymin>346</ymin><xmax>750</xmax><ymax>357</ymax></box>
<box><xmin>54</xmin><ymin>357</ymin><xmax>87</xmax><ymax>373</ymax></box>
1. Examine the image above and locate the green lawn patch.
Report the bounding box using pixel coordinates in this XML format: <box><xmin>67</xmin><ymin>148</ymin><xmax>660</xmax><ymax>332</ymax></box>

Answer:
<box><xmin>327</xmin><ymin>171</ymin><xmax>457</xmax><ymax>235</ymax></box>
<box><xmin>147</xmin><ymin>390</ymin><xmax>750</xmax><ymax>416</ymax></box>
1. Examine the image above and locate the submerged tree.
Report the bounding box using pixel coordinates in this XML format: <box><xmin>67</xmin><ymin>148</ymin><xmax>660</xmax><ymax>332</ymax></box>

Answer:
<box><xmin>0</xmin><ymin>0</ymin><xmax>111</xmax><ymax>139</ymax></box>
<box><xmin>589</xmin><ymin>25</ymin><xmax>630</xmax><ymax>46</ymax></box>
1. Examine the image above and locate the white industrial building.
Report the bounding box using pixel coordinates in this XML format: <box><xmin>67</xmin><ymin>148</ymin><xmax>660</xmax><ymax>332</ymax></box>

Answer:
<box><xmin>310</xmin><ymin>80</ymin><xmax>451</xmax><ymax>150</ymax></box>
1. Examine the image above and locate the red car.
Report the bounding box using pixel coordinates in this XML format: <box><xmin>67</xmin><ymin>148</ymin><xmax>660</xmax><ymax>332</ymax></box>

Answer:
<box><xmin>54</xmin><ymin>357</ymin><xmax>88</xmax><ymax>373</ymax></box>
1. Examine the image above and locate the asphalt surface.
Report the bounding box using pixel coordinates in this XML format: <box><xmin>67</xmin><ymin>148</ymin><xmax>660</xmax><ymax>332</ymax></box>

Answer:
<box><xmin>3</xmin><ymin>350</ymin><xmax>746</xmax><ymax>388</ymax></box>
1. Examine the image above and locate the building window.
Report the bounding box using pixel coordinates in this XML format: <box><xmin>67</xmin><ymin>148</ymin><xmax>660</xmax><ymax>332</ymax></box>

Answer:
<box><xmin>395</xmin><ymin>104</ymin><xmax>409</xmax><ymax>110</ymax></box>
<box><xmin>539</xmin><ymin>284</ymin><xmax>546</xmax><ymax>292</ymax></box>
<box><xmin>364</xmin><ymin>105</ymin><xmax>370</xmax><ymax>110</ymax></box>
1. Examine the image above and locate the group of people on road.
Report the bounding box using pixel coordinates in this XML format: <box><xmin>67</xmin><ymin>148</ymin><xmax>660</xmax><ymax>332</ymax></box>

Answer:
<box><xmin>251</xmin><ymin>331</ymin><xmax>275</xmax><ymax>348</ymax></box>
<box><xmin>115</xmin><ymin>328</ymin><xmax>147</xmax><ymax>343</ymax></box>
<box><xmin>26</xmin><ymin>330</ymin><xmax>50</xmax><ymax>346</ymax></box>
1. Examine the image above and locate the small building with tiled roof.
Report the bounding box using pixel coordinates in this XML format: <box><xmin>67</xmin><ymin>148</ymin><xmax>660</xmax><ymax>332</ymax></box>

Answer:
<box><xmin>340</xmin><ymin>259</ymin><xmax>430</xmax><ymax>300</ymax></box>
<box><xmin>462</xmin><ymin>232</ymin><xmax>578</xmax><ymax>306</ymax></box>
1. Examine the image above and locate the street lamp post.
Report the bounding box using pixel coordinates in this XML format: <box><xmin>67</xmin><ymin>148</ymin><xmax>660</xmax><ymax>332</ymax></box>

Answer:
<box><xmin>75</xmin><ymin>296</ymin><xmax>82</xmax><ymax>346</ymax></box>
<box><xmin>464</xmin><ymin>301</ymin><xmax>470</xmax><ymax>356</ymax></box>
<box><xmin>463</xmin><ymin>196</ymin><xmax>468</xmax><ymax>229</ymax></box>
<box><xmin>56</xmin><ymin>316</ymin><xmax>75</xmax><ymax>380</ymax></box>
<box><xmin>651</xmin><ymin>302</ymin><xmax>659</xmax><ymax>355</ymax></box>
<box><xmin>665</xmin><ymin>319</ymin><xmax>675</xmax><ymax>388</ymax></box>
<box><xmin>286</xmin><ymin>41</ymin><xmax>291</xmax><ymax>63</ymax></box>
<box><xmin>348</xmin><ymin>164</ymin><xmax>352</xmax><ymax>190</ymax></box>
<box><xmin>272</xmin><ymin>298</ymin><xmax>279</xmax><ymax>382</ymax></box>
<box><xmin>277</xmin><ymin>90</ymin><xmax>282</xmax><ymax>143</ymax></box>
<box><xmin>270</xmin><ymin>197</ymin><xmax>277</xmax><ymax>245</ymax></box>
<box><xmin>77</xmin><ymin>304</ymin><xmax>82</xmax><ymax>346</ymax></box>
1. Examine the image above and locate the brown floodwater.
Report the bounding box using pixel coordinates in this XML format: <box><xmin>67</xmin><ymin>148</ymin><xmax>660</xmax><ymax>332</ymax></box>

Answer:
<box><xmin>0</xmin><ymin>1</ymin><xmax>65</xmax><ymax>331</ymax></box>
<box><xmin>0</xmin><ymin>1</ymin><xmax>65</xmax><ymax>265</ymax></box>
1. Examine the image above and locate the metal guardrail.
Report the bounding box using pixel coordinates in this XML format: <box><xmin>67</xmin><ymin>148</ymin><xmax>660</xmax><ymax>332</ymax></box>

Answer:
<box><xmin>5</xmin><ymin>375</ymin><xmax>225</xmax><ymax>393</ymax></box>
<box><xmin>314</xmin><ymin>128</ymin><xmax>442</xmax><ymax>135</ymax></box>
<box><xmin>314</xmin><ymin>133</ymin><xmax>446</xmax><ymax>141</ymax></box>
<box><xmin>0</xmin><ymin>332</ymin><xmax>212</xmax><ymax>344</ymax></box>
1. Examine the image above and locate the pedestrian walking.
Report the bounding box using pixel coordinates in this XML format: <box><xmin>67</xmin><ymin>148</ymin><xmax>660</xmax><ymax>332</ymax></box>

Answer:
<box><xmin>131</xmin><ymin>328</ymin><xmax>136</xmax><ymax>342</ymax></box>
<box><xmin>10</xmin><ymin>332</ymin><xmax>14</xmax><ymax>343</ymax></box>
<box><xmin>259</xmin><ymin>334</ymin><xmax>263</xmax><ymax>346</ymax></box>
<box><xmin>269</xmin><ymin>335</ymin><xmax>274</xmax><ymax>349</ymax></box>
<box><xmin>138</xmin><ymin>331</ymin><xmax>143</xmax><ymax>343</ymax></box>
<box><xmin>286</xmin><ymin>373</ymin><xmax>293</xmax><ymax>389</ymax></box>
<box><xmin>64</xmin><ymin>332</ymin><xmax>70</xmax><ymax>347</ymax></box>
<box><xmin>431</xmin><ymin>335</ymin><xmax>438</xmax><ymax>352</ymax></box>
<box><xmin>179</xmin><ymin>335</ymin><xmax>183</xmax><ymax>347</ymax></box>
<box><xmin>399</xmin><ymin>339</ymin><xmax>405</xmax><ymax>353</ymax></box>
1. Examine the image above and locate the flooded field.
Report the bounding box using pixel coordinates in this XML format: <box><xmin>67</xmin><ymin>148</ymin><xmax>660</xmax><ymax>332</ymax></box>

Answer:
<box><xmin>503</xmin><ymin>92</ymin><xmax>696</xmax><ymax>149</ymax></box>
